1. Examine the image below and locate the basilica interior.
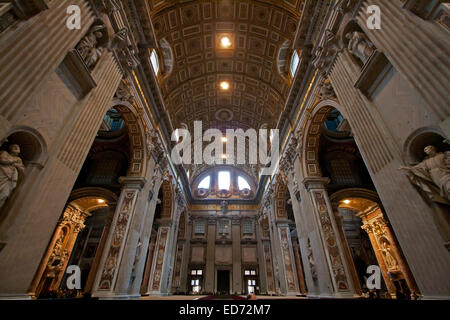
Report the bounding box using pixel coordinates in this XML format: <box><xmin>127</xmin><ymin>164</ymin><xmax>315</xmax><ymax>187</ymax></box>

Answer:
<box><xmin>0</xmin><ymin>0</ymin><xmax>449</xmax><ymax>300</ymax></box>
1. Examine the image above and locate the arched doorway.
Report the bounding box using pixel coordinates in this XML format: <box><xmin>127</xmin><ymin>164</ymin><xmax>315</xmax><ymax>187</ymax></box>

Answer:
<box><xmin>32</xmin><ymin>188</ymin><xmax>118</xmax><ymax>298</ymax></box>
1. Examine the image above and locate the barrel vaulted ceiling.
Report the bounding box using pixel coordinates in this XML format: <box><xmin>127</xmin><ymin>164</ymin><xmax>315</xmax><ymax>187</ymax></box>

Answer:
<box><xmin>147</xmin><ymin>0</ymin><xmax>305</xmax><ymax>133</ymax></box>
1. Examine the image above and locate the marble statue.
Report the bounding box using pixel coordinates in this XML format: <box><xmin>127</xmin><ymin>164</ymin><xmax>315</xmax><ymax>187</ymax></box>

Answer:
<box><xmin>379</xmin><ymin>240</ymin><xmax>398</xmax><ymax>270</ymax></box>
<box><xmin>221</xmin><ymin>200</ymin><xmax>228</xmax><ymax>215</ymax></box>
<box><xmin>346</xmin><ymin>31</ymin><xmax>375</xmax><ymax>64</ymax></box>
<box><xmin>76</xmin><ymin>25</ymin><xmax>105</xmax><ymax>69</ymax></box>
<box><xmin>0</xmin><ymin>144</ymin><xmax>24</xmax><ymax>210</ymax></box>
<box><xmin>400</xmin><ymin>145</ymin><xmax>450</xmax><ymax>204</ymax></box>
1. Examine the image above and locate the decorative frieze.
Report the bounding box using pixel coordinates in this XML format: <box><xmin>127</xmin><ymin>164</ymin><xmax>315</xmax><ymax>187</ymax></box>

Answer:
<box><xmin>313</xmin><ymin>191</ymin><xmax>349</xmax><ymax>291</ymax></box>
<box><xmin>151</xmin><ymin>226</ymin><xmax>169</xmax><ymax>291</ymax></box>
<box><xmin>306</xmin><ymin>237</ymin><xmax>318</xmax><ymax>281</ymax></box>
<box><xmin>263</xmin><ymin>243</ymin><xmax>275</xmax><ymax>293</ymax></box>
<box><xmin>279</xmin><ymin>227</ymin><xmax>297</xmax><ymax>292</ymax></box>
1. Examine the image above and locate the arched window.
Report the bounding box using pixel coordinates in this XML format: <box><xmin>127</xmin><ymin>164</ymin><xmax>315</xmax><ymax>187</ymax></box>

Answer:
<box><xmin>198</xmin><ymin>176</ymin><xmax>210</xmax><ymax>189</ymax></box>
<box><xmin>238</xmin><ymin>176</ymin><xmax>251</xmax><ymax>190</ymax></box>
<box><xmin>150</xmin><ymin>49</ymin><xmax>159</xmax><ymax>75</ymax></box>
<box><xmin>290</xmin><ymin>51</ymin><xmax>299</xmax><ymax>76</ymax></box>
<box><xmin>218</xmin><ymin>171</ymin><xmax>230</xmax><ymax>190</ymax></box>
<box><xmin>192</xmin><ymin>166</ymin><xmax>255</xmax><ymax>200</ymax></box>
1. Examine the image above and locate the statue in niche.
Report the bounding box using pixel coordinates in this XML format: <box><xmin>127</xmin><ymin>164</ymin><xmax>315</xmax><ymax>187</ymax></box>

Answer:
<box><xmin>76</xmin><ymin>25</ymin><xmax>105</xmax><ymax>69</ymax></box>
<box><xmin>0</xmin><ymin>144</ymin><xmax>24</xmax><ymax>210</ymax></box>
<box><xmin>379</xmin><ymin>239</ymin><xmax>398</xmax><ymax>270</ymax></box>
<box><xmin>400</xmin><ymin>145</ymin><xmax>450</xmax><ymax>204</ymax></box>
<box><xmin>221</xmin><ymin>200</ymin><xmax>228</xmax><ymax>215</ymax></box>
<box><xmin>345</xmin><ymin>31</ymin><xmax>375</xmax><ymax>64</ymax></box>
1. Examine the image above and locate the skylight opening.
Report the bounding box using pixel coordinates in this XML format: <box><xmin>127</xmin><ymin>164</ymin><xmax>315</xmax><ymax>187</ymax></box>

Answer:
<box><xmin>150</xmin><ymin>49</ymin><xmax>159</xmax><ymax>75</ymax></box>
<box><xmin>290</xmin><ymin>50</ymin><xmax>299</xmax><ymax>76</ymax></box>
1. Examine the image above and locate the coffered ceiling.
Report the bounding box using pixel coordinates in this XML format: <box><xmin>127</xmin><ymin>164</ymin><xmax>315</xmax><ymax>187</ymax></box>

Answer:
<box><xmin>147</xmin><ymin>0</ymin><xmax>305</xmax><ymax>133</ymax></box>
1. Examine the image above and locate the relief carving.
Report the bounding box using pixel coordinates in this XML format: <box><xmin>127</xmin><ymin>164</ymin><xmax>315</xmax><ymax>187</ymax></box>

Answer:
<box><xmin>306</xmin><ymin>238</ymin><xmax>317</xmax><ymax>281</ymax></box>
<box><xmin>76</xmin><ymin>25</ymin><xmax>106</xmax><ymax>70</ymax></box>
<box><xmin>345</xmin><ymin>31</ymin><xmax>375</xmax><ymax>64</ymax></box>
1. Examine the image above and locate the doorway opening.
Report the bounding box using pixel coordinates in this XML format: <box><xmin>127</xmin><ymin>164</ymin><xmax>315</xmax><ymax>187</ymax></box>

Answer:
<box><xmin>217</xmin><ymin>270</ymin><xmax>230</xmax><ymax>295</ymax></box>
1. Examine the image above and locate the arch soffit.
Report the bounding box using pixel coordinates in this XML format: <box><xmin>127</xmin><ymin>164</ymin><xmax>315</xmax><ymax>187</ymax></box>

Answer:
<box><xmin>68</xmin><ymin>187</ymin><xmax>118</xmax><ymax>213</ymax></box>
<box><xmin>110</xmin><ymin>99</ymin><xmax>148</xmax><ymax>178</ymax></box>
<box><xmin>300</xmin><ymin>99</ymin><xmax>344</xmax><ymax>178</ymax></box>
<box><xmin>329</xmin><ymin>188</ymin><xmax>381</xmax><ymax>213</ymax></box>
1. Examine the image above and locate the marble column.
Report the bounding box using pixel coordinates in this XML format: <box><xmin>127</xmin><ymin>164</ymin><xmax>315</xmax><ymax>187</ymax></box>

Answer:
<box><xmin>131</xmin><ymin>169</ymin><xmax>163</xmax><ymax>296</ymax></box>
<box><xmin>266</xmin><ymin>204</ymin><xmax>282</xmax><ymax>295</ymax></box>
<box><xmin>232</xmin><ymin>218</ymin><xmax>242</xmax><ymax>294</ymax></box>
<box><xmin>84</xmin><ymin>211</ymin><xmax>114</xmax><ymax>294</ymax></box>
<box><xmin>332</xmin><ymin>203</ymin><xmax>363</xmax><ymax>296</ymax></box>
<box><xmin>140</xmin><ymin>232</ymin><xmax>157</xmax><ymax>295</ymax></box>
<box><xmin>91</xmin><ymin>177</ymin><xmax>145</xmax><ymax>298</ymax></box>
<box><xmin>171</xmin><ymin>239</ymin><xmax>185</xmax><ymax>294</ymax></box>
<box><xmin>256</xmin><ymin>217</ymin><xmax>269</xmax><ymax>294</ymax></box>
<box><xmin>275</xmin><ymin>222</ymin><xmax>300</xmax><ymax>295</ymax></box>
<box><xmin>303</xmin><ymin>177</ymin><xmax>357</xmax><ymax>298</ymax></box>
<box><xmin>130</xmin><ymin>192</ymin><xmax>160</xmax><ymax>296</ymax></box>
<box><xmin>179</xmin><ymin>219</ymin><xmax>192</xmax><ymax>293</ymax></box>
<box><xmin>164</xmin><ymin>206</ymin><xmax>184</xmax><ymax>294</ymax></box>
<box><xmin>146</xmin><ymin>219</ymin><xmax>173</xmax><ymax>295</ymax></box>
<box><xmin>114</xmin><ymin>166</ymin><xmax>159</xmax><ymax>297</ymax></box>
<box><xmin>204</xmin><ymin>219</ymin><xmax>216</xmax><ymax>293</ymax></box>
<box><xmin>292</xmin><ymin>239</ymin><xmax>307</xmax><ymax>295</ymax></box>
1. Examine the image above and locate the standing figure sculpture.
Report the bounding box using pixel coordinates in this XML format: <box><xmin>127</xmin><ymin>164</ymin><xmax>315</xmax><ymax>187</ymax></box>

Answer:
<box><xmin>400</xmin><ymin>145</ymin><xmax>450</xmax><ymax>204</ymax></box>
<box><xmin>0</xmin><ymin>144</ymin><xmax>25</xmax><ymax>210</ymax></box>
<box><xmin>379</xmin><ymin>239</ymin><xmax>398</xmax><ymax>270</ymax></box>
<box><xmin>346</xmin><ymin>31</ymin><xmax>375</xmax><ymax>64</ymax></box>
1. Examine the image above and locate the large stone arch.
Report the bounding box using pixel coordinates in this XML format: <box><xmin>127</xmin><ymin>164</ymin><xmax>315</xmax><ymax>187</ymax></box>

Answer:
<box><xmin>301</xmin><ymin>99</ymin><xmax>344</xmax><ymax>178</ymax></box>
<box><xmin>110</xmin><ymin>99</ymin><xmax>148</xmax><ymax>178</ymax></box>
